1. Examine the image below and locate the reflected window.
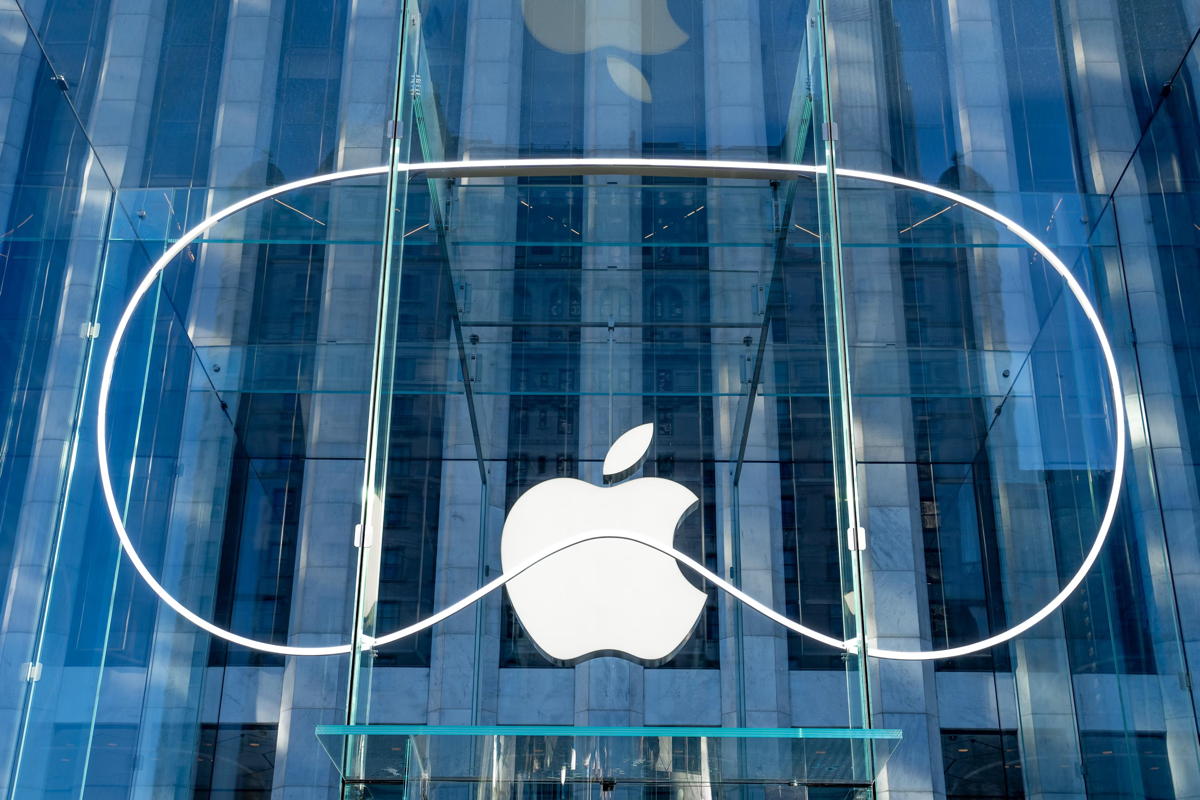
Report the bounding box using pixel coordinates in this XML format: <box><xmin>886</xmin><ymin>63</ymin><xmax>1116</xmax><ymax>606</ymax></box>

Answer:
<box><xmin>209</xmin><ymin>395</ymin><xmax>304</xmax><ymax>668</ymax></box>
<box><xmin>942</xmin><ymin>730</ymin><xmax>1024</xmax><ymax>800</ymax></box>
<box><xmin>194</xmin><ymin>725</ymin><xmax>276</xmax><ymax>799</ymax></box>
<box><xmin>920</xmin><ymin>461</ymin><xmax>1010</xmax><ymax>672</ymax></box>
<box><xmin>140</xmin><ymin>0</ymin><xmax>228</xmax><ymax>187</ymax></box>
<box><xmin>375</xmin><ymin>395</ymin><xmax>442</xmax><ymax>667</ymax></box>
<box><xmin>640</xmin><ymin>176</ymin><xmax>718</xmax><ymax>669</ymax></box>
<box><xmin>374</xmin><ymin>202</ymin><xmax>453</xmax><ymax>667</ymax></box>
<box><xmin>502</xmin><ymin>179</ymin><xmax>583</xmax><ymax>667</ymax></box>
<box><xmin>1047</xmin><ymin>471</ymin><xmax>1155</xmax><ymax>675</ymax></box>
<box><xmin>773</xmin><ymin>201</ymin><xmax>842</xmax><ymax>671</ymax></box>
<box><xmin>994</xmin><ymin>0</ymin><xmax>1080</xmax><ymax>192</ymax></box>
<box><xmin>639</xmin><ymin>401</ymin><xmax>720</xmax><ymax>669</ymax></box>
<box><xmin>780</xmin><ymin>456</ymin><xmax>843</xmax><ymax>671</ymax></box>
<box><xmin>44</xmin><ymin>724</ymin><xmax>137</xmax><ymax>797</ymax></box>
<box><xmin>1081</xmin><ymin>732</ymin><xmax>1173</xmax><ymax>800</ymax></box>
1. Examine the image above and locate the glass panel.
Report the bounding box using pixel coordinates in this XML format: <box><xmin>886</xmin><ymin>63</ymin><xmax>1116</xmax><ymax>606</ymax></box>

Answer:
<box><xmin>824</xmin><ymin>1</ymin><xmax>1200</xmax><ymax>798</ymax></box>
<box><xmin>318</xmin><ymin>725</ymin><xmax>901</xmax><ymax>787</ymax></box>
<box><xmin>347</xmin><ymin>4</ymin><xmax>872</xmax><ymax>794</ymax></box>
<box><xmin>2</xmin><ymin>0</ymin><xmax>405</xmax><ymax>791</ymax></box>
<box><xmin>0</xmin><ymin>4</ymin><xmax>122</xmax><ymax>790</ymax></box>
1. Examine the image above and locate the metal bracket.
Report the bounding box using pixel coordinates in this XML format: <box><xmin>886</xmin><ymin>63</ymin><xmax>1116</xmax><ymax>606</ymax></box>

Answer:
<box><xmin>751</xmin><ymin>283</ymin><xmax>768</xmax><ymax>315</ymax></box>
<box><xmin>740</xmin><ymin>353</ymin><xmax>754</xmax><ymax>385</ymax></box>
<box><xmin>462</xmin><ymin>353</ymin><xmax>481</xmax><ymax>383</ymax></box>
<box><xmin>455</xmin><ymin>281</ymin><xmax>472</xmax><ymax>314</ymax></box>
<box><xmin>21</xmin><ymin>662</ymin><xmax>42</xmax><ymax>682</ymax></box>
<box><xmin>847</xmin><ymin>526</ymin><xmax>867</xmax><ymax>551</ymax></box>
<box><xmin>82</xmin><ymin>321</ymin><xmax>101</xmax><ymax>339</ymax></box>
<box><xmin>385</xmin><ymin>119</ymin><xmax>399</xmax><ymax>139</ymax></box>
<box><xmin>823</xmin><ymin>122</ymin><xmax>839</xmax><ymax>142</ymax></box>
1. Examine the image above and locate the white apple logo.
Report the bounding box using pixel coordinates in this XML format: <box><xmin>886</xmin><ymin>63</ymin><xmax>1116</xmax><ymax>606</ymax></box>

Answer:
<box><xmin>501</xmin><ymin>423</ymin><xmax>706</xmax><ymax>663</ymax></box>
<box><xmin>520</xmin><ymin>0</ymin><xmax>688</xmax><ymax>103</ymax></box>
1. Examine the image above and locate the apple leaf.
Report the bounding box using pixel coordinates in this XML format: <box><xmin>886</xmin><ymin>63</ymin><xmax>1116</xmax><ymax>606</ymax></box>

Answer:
<box><xmin>605</xmin><ymin>56</ymin><xmax>652</xmax><ymax>103</ymax></box>
<box><xmin>603</xmin><ymin>423</ymin><xmax>654</xmax><ymax>484</ymax></box>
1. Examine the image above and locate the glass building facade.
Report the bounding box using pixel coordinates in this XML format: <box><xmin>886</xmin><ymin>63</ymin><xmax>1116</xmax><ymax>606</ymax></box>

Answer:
<box><xmin>1</xmin><ymin>0</ymin><xmax>1200</xmax><ymax>797</ymax></box>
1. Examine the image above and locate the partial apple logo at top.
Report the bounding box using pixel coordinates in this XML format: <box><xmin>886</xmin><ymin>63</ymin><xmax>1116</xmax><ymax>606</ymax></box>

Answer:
<box><xmin>520</xmin><ymin>0</ymin><xmax>687</xmax><ymax>103</ymax></box>
<box><xmin>501</xmin><ymin>424</ymin><xmax>707</xmax><ymax>664</ymax></box>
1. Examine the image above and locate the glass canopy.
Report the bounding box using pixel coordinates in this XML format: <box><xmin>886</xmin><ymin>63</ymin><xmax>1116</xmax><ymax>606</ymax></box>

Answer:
<box><xmin>316</xmin><ymin>725</ymin><xmax>901</xmax><ymax>791</ymax></box>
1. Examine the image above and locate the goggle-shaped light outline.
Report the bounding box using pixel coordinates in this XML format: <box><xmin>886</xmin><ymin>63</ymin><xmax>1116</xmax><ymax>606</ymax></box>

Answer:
<box><xmin>96</xmin><ymin>158</ymin><xmax>1126</xmax><ymax>660</ymax></box>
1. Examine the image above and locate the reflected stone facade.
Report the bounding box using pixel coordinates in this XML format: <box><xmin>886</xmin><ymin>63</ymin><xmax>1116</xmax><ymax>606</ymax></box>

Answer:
<box><xmin>1</xmin><ymin>1</ymin><xmax>1200</xmax><ymax>799</ymax></box>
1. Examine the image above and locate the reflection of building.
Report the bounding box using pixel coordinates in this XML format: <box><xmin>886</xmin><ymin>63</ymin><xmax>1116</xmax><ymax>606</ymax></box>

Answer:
<box><xmin>1</xmin><ymin>0</ymin><xmax>1200</xmax><ymax>798</ymax></box>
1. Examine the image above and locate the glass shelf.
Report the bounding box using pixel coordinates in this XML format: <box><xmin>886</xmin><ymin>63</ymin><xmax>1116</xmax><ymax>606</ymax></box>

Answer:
<box><xmin>316</xmin><ymin>724</ymin><xmax>902</xmax><ymax>791</ymax></box>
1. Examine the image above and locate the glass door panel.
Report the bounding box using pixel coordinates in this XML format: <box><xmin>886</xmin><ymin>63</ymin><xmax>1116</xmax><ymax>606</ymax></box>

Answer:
<box><xmin>348</xmin><ymin>2</ymin><xmax>874</xmax><ymax>795</ymax></box>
